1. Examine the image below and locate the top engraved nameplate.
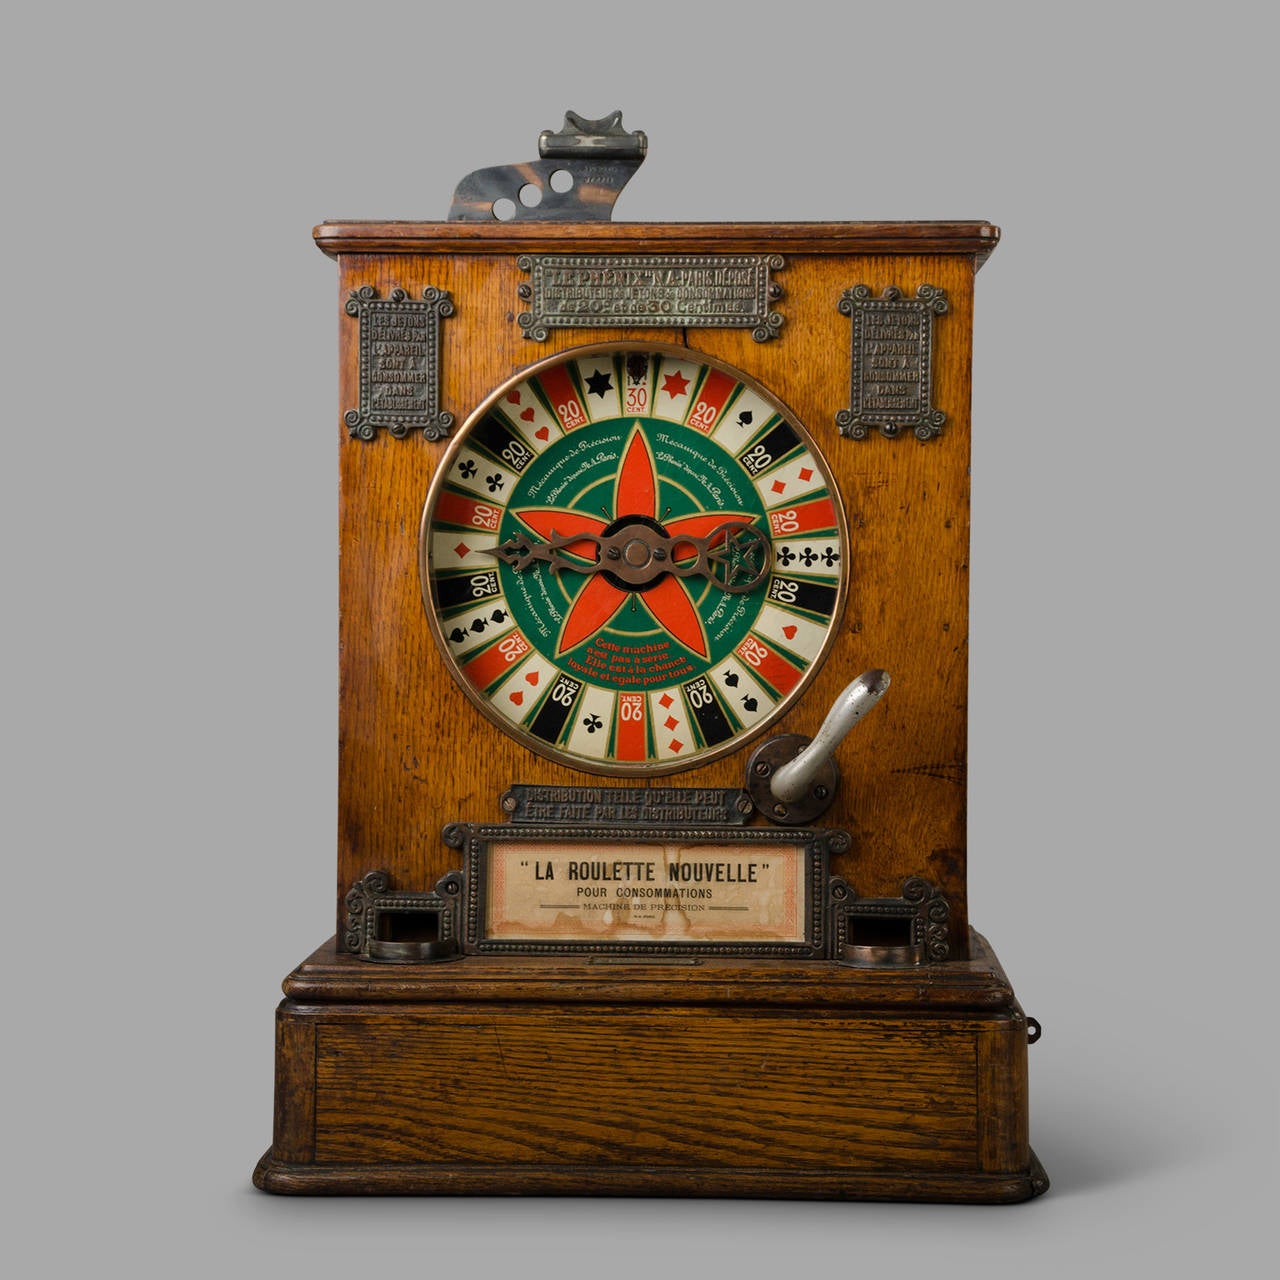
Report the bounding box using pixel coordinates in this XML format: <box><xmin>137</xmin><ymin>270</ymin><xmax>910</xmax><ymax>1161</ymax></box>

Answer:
<box><xmin>517</xmin><ymin>254</ymin><xmax>785</xmax><ymax>341</ymax></box>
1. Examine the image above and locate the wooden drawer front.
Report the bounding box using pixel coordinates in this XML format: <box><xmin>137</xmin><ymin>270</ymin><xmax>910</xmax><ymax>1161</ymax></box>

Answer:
<box><xmin>313</xmin><ymin>1005</ymin><xmax>980</xmax><ymax>1170</ymax></box>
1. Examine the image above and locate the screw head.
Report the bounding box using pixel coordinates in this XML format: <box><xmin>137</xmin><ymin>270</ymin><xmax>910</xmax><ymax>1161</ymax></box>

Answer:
<box><xmin>772</xmin><ymin>803</ymin><xmax>787</xmax><ymax>819</ymax></box>
<box><xmin>814</xmin><ymin>785</ymin><xmax>829</xmax><ymax>801</ymax></box>
<box><xmin>753</xmin><ymin>761</ymin><xmax>771</xmax><ymax>776</ymax></box>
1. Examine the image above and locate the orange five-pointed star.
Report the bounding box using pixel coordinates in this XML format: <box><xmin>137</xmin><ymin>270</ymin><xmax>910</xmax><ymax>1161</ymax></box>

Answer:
<box><xmin>512</xmin><ymin>428</ymin><xmax>756</xmax><ymax>659</ymax></box>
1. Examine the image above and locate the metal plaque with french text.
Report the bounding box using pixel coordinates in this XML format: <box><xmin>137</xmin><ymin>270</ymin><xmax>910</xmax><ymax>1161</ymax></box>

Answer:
<box><xmin>502</xmin><ymin>785</ymin><xmax>752</xmax><ymax>827</ymax></box>
<box><xmin>837</xmin><ymin>284</ymin><xmax>948</xmax><ymax>441</ymax></box>
<box><xmin>517</xmin><ymin>254</ymin><xmax>784</xmax><ymax>341</ymax></box>
<box><xmin>344</xmin><ymin>285</ymin><xmax>454</xmax><ymax>440</ymax></box>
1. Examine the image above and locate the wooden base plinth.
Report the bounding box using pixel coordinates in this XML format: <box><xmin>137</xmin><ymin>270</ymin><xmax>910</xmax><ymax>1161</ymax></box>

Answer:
<box><xmin>254</xmin><ymin>932</ymin><xmax>1047</xmax><ymax>1203</ymax></box>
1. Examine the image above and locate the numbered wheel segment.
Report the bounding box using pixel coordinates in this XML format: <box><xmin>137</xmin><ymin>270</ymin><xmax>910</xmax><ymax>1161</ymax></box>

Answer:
<box><xmin>420</xmin><ymin>343</ymin><xmax>849</xmax><ymax>775</ymax></box>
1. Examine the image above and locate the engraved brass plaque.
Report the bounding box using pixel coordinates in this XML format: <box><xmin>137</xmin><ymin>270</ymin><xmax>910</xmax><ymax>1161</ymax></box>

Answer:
<box><xmin>836</xmin><ymin>284</ymin><xmax>948</xmax><ymax>441</ymax></box>
<box><xmin>444</xmin><ymin>824</ymin><xmax>838</xmax><ymax>956</ymax></box>
<box><xmin>517</xmin><ymin>254</ymin><xmax>784</xmax><ymax>341</ymax></box>
<box><xmin>344</xmin><ymin>285</ymin><xmax>454</xmax><ymax>440</ymax></box>
<box><xmin>502</xmin><ymin>785</ymin><xmax>752</xmax><ymax>826</ymax></box>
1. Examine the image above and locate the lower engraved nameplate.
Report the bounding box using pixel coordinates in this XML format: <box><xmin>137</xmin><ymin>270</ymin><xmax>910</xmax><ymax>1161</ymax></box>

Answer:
<box><xmin>501</xmin><ymin>784</ymin><xmax>753</xmax><ymax>827</ymax></box>
<box><xmin>442</xmin><ymin>822</ymin><xmax>840</xmax><ymax>956</ymax></box>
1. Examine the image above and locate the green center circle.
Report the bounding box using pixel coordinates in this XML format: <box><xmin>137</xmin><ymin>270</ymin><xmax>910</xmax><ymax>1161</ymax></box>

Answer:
<box><xmin>498</xmin><ymin>416</ymin><xmax>768</xmax><ymax>691</ymax></box>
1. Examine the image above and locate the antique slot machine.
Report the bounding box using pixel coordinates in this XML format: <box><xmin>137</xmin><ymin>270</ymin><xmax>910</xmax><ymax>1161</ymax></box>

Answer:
<box><xmin>253</xmin><ymin>112</ymin><xmax>1047</xmax><ymax>1202</ymax></box>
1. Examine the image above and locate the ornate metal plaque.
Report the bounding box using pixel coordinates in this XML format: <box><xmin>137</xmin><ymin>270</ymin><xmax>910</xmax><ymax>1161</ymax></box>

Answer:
<box><xmin>502</xmin><ymin>785</ymin><xmax>753</xmax><ymax>826</ymax></box>
<box><xmin>836</xmin><ymin>284</ymin><xmax>948</xmax><ymax>441</ymax></box>
<box><xmin>442</xmin><ymin>823</ymin><xmax>842</xmax><ymax>956</ymax></box>
<box><xmin>517</xmin><ymin>255</ymin><xmax>785</xmax><ymax>341</ymax></box>
<box><xmin>344</xmin><ymin>285</ymin><xmax>454</xmax><ymax>441</ymax></box>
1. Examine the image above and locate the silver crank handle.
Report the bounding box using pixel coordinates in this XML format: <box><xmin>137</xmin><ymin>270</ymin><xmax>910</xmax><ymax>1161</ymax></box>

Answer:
<box><xmin>770</xmin><ymin>670</ymin><xmax>891</xmax><ymax>803</ymax></box>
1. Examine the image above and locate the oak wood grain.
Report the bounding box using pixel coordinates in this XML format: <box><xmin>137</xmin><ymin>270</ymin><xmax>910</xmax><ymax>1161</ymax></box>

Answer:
<box><xmin>281</xmin><ymin>930</ymin><xmax>1014</xmax><ymax>1009</ymax></box>
<box><xmin>328</xmin><ymin>227</ymin><xmax>982</xmax><ymax>957</ymax></box>
<box><xmin>252</xmin><ymin>223</ymin><xmax>1045</xmax><ymax>1204</ymax></box>
<box><xmin>253</xmin><ymin>1153</ymin><xmax>1047</xmax><ymax>1201</ymax></box>
<box><xmin>271</xmin><ymin>1008</ymin><xmax>315</xmax><ymax>1163</ymax></box>
<box><xmin>311</xmin><ymin>1007</ymin><xmax>980</xmax><ymax>1169</ymax></box>
<box><xmin>315</xmin><ymin>221</ymin><xmax>1000</xmax><ymax>267</ymax></box>
<box><xmin>258</xmin><ymin>931</ymin><xmax>1041</xmax><ymax>1200</ymax></box>
<box><xmin>978</xmin><ymin>1009</ymin><xmax>1031</xmax><ymax>1173</ymax></box>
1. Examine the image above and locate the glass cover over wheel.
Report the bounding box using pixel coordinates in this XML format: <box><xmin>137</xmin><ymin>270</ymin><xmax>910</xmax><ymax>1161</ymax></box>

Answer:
<box><xmin>420</xmin><ymin>343</ymin><xmax>848</xmax><ymax>775</ymax></box>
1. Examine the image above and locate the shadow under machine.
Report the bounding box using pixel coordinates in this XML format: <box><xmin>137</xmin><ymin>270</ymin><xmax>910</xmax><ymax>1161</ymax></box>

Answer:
<box><xmin>254</xmin><ymin>113</ymin><xmax>1047</xmax><ymax>1201</ymax></box>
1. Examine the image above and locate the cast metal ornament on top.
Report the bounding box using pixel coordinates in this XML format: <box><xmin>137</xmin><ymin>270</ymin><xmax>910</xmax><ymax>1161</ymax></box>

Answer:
<box><xmin>344</xmin><ymin>285</ymin><xmax>454</xmax><ymax>441</ymax></box>
<box><xmin>837</xmin><ymin>284</ymin><xmax>948</xmax><ymax>441</ymax></box>
<box><xmin>448</xmin><ymin>109</ymin><xmax>647</xmax><ymax>223</ymax></box>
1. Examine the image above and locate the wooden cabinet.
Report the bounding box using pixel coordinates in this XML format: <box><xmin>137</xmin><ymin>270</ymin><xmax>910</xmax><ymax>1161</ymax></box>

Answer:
<box><xmin>254</xmin><ymin>215</ymin><xmax>1045</xmax><ymax>1202</ymax></box>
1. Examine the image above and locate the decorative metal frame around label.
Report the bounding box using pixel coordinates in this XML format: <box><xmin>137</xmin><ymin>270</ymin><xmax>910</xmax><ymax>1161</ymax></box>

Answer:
<box><xmin>517</xmin><ymin>254</ymin><xmax>785</xmax><ymax>341</ymax></box>
<box><xmin>342</xmin><ymin>860</ymin><xmax>952</xmax><ymax>965</ymax></box>
<box><xmin>836</xmin><ymin>284</ymin><xmax>948</xmax><ymax>441</ymax></box>
<box><xmin>344</xmin><ymin>285</ymin><xmax>454</xmax><ymax>441</ymax></box>
<box><xmin>442</xmin><ymin>822</ymin><xmax>844</xmax><ymax>957</ymax></box>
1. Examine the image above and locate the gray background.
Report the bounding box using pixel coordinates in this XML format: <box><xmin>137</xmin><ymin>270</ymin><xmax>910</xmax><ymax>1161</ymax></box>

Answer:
<box><xmin>6</xmin><ymin>1</ymin><xmax>1274</xmax><ymax>1275</ymax></box>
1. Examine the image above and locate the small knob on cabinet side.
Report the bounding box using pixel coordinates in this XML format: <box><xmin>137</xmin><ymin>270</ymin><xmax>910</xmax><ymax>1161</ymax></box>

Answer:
<box><xmin>745</xmin><ymin>670</ymin><xmax>890</xmax><ymax>825</ymax></box>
